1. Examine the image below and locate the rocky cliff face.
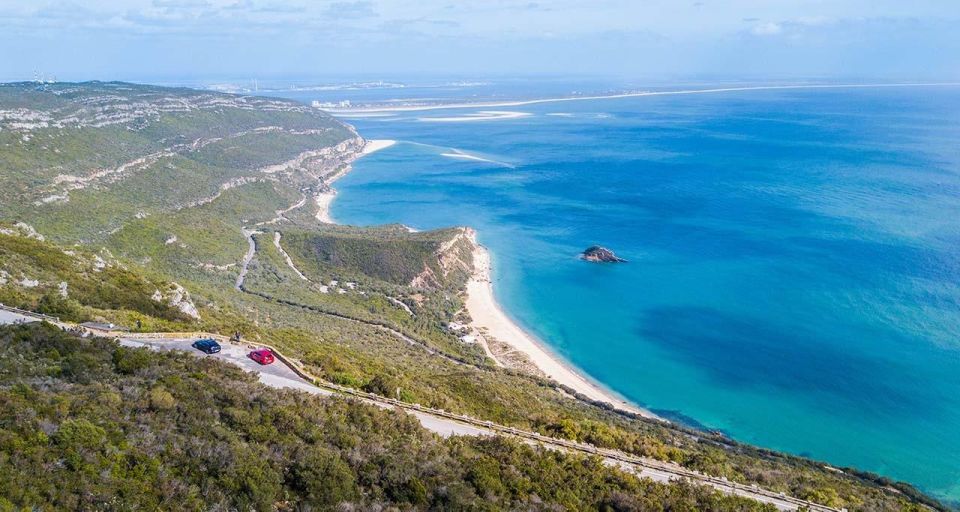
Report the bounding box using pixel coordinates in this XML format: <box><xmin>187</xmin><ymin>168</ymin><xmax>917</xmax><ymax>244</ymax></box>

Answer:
<box><xmin>410</xmin><ymin>227</ymin><xmax>476</xmax><ymax>290</ymax></box>
<box><xmin>580</xmin><ymin>246</ymin><xmax>626</xmax><ymax>263</ymax></box>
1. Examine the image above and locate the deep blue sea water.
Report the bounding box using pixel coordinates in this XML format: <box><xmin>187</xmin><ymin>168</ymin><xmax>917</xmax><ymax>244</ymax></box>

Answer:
<box><xmin>274</xmin><ymin>85</ymin><xmax>960</xmax><ymax>501</ymax></box>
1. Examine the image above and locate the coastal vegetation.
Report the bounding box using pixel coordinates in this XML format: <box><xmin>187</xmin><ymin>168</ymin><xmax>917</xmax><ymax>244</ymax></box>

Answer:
<box><xmin>280</xmin><ymin>224</ymin><xmax>474</xmax><ymax>289</ymax></box>
<box><xmin>0</xmin><ymin>81</ymin><xmax>946</xmax><ymax>510</ymax></box>
<box><xmin>0</xmin><ymin>322</ymin><xmax>780</xmax><ymax>511</ymax></box>
<box><xmin>0</xmin><ymin>227</ymin><xmax>192</xmax><ymax>327</ymax></box>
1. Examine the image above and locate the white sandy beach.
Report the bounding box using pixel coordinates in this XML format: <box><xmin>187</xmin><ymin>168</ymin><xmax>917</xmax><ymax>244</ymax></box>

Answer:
<box><xmin>466</xmin><ymin>242</ymin><xmax>657</xmax><ymax>419</ymax></box>
<box><xmin>361</xmin><ymin>139</ymin><xmax>397</xmax><ymax>154</ymax></box>
<box><xmin>315</xmin><ymin>139</ymin><xmax>396</xmax><ymax>223</ymax></box>
<box><xmin>315</xmin><ymin>192</ymin><xmax>337</xmax><ymax>224</ymax></box>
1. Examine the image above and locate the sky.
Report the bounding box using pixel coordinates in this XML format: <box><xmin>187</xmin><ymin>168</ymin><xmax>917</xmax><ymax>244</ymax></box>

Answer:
<box><xmin>1</xmin><ymin>0</ymin><xmax>958</xmax><ymax>82</ymax></box>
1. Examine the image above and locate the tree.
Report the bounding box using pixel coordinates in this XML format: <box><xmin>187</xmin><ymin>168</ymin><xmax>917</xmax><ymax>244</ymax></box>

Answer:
<box><xmin>362</xmin><ymin>373</ymin><xmax>399</xmax><ymax>398</ymax></box>
<box><xmin>54</xmin><ymin>419</ymin><xmax>107</xmax><ymax>471</ymax></box>
<box><xmin>290</xmin><ymin>446</ymin><xmax>359</xmax><ymax>508</ymax></box>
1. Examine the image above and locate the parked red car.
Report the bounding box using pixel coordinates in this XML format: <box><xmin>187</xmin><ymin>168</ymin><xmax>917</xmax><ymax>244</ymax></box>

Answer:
<box><xmin>248</xmin><ymin>348</ymin><xmax>275</xmax><ymax>365</ymax></box>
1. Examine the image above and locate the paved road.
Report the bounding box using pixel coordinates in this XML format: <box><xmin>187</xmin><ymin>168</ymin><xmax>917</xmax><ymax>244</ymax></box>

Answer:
<box><xmin>120</xmin><ymin>337</ymin><xmax>298</xmax><ymax>380</ymax></box>
<box><xmin>0</xmin><ymin>310</ymin><xmax>39</xmax><ymax>325</ymax></box>
<box><xmin>119</xmin><ymin>336</ymin><xmax>494</xmax><ymax>439</ymax></box>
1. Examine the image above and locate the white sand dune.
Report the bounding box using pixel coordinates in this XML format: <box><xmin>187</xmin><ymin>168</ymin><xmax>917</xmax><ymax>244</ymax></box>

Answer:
<box><xmin>335</xmin><ymin>112</ymin><xmax>398</xmax><ymax>118</ymax></box>
<box><xmin>419</xmin><ymin>110</ymin><xmax>531</xmax><ymax>122</ymax></box>
<box><xmin>332</xmin><ymin>82</ymin><xmax>960</xmax><ymax>114</ymax></box>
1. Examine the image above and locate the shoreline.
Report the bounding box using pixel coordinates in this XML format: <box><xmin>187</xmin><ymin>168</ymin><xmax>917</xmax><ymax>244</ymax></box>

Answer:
<box><xmin>327</xmin><ymin>82</ymin><xmax>960</xmax><ymax>114</ymax></box>
<box><xmin>323</xmin><ymin>137</ymin><xmax>656</xmax><ymax>419</ymax></box>
<box><xmin>465</xmin><ymin>240</ymin><xmax>657</xmax><ymax>419</ymax></box>
<box><xmin>315</xmin><ymin>139</ymin><xmax>396</xmax><ymax>223</ymax></box>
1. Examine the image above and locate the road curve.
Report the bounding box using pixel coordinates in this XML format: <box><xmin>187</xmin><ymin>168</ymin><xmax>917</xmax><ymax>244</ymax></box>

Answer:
<box><xmin>119</xmin><ymin>336</ymin><xmax>490</xmax><ymax>438</ymax></box>
<box><xmin>235</xmin><ymin>228</ymin><xmax>259</xmax><ymax>290</ymax></box>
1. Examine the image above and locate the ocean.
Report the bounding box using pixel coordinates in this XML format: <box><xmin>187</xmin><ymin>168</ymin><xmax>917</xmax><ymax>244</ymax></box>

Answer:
<box><xmin>268</xmin><ymin>84</ymin><xmax>960</xmax><ymax>501</ymax></box>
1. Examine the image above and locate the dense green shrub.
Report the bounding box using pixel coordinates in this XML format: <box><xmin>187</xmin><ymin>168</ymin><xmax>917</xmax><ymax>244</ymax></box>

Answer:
<box><xmin>0</xmin><ymin>323</ymin><xmax>779</xmax><ymax>511</ymax></box>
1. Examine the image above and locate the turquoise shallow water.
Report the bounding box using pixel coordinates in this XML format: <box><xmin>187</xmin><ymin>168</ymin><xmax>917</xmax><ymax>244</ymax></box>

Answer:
<box><xmin>308</xmin><ymin>87</ymin><xmax>960</xmax><ymax>500</ymax></box>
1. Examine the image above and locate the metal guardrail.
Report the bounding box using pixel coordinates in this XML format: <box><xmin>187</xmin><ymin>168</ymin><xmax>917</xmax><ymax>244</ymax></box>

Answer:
<box><xmin>0</xmin><ymin>303</ymin><xmax>59</xmax><ymax>322</ymax></box>
<box><xmin>5</xmin><ymin>307</ymin><xmax>839</xmax><ymax>512</ymax></box>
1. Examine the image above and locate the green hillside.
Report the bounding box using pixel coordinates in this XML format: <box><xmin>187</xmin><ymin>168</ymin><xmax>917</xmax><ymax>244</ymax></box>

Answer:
<box><xmin>279</xmin><ymin>224</ymin><xmax>474</xmax><ymax>289</ymax></box>
<box><xmin>0</xmin><ymin>82</ymin><xmax>945</xmax><ymax>511</ymax></box>
<box><xmin>0</xmin><ymin>81</ymin><xmax>355</xmax><ymax>242</ymax></box>
<box><xmin>0</xmin><ymin>322</ymin><xmax>779</xmax><ymax>511</ymax></box>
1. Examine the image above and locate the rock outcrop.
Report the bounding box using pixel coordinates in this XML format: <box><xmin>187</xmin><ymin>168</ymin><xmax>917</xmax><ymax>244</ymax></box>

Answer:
<box><xmin>152</xmin><ymin>283</ymin><xmax>201</xmax><ymax>320</ymax></box>
<box><xmin>580</xmin><ymin>246</ymin><xmax>626</xmax><ymax>263</ymax></box>
<box><xmin>410</xmin><ymin>227</ymin><xmax>475</xmax><ymax>290</ymax></box>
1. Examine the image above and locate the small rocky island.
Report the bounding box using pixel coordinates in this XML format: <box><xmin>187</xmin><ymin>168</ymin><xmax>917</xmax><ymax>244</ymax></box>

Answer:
<box><xmin>580</xmin><ymin>245</ymin><xmax>627</xmax><ymax>263</ymax></box>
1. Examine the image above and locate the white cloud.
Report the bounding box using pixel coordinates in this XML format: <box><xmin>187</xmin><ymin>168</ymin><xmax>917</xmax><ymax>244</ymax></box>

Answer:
<box><xmin>1</xmin><ymin>0</ymin><xmax>958</xmax><ymax>79</ymax></box>
<box><xmin>324</xmin><ymin>1</ymin><xmax>378</xmax><ymax>19</ymax></box>
<box><xmin>793</xmin><ymin>16</ymin><xmax>834</xmax><ymax>27</ymax></box>
<box><xmin>751</xmin><ymin>22</ymin><xmax>783</xmax><ymax>36</ymax></box>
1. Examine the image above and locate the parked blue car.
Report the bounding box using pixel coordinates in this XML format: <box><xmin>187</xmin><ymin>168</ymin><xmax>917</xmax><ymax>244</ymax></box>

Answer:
<box><xmin>192</xmin><ymin>338</ymin><xmax>221</xmax><ymax>354</ymax></box>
